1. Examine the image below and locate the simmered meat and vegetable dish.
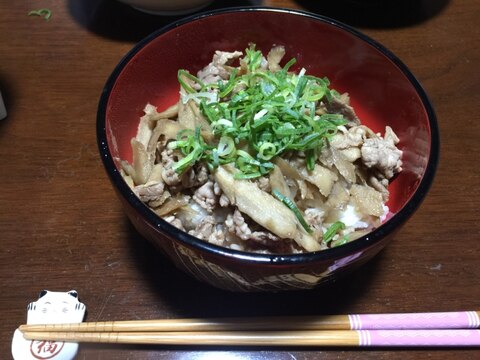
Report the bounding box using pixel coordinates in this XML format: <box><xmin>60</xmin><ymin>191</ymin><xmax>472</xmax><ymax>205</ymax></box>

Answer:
<box><xmin>120</xmin><ymin>45</ymin><xmax>403</xmax><ymax>254</ymax></box>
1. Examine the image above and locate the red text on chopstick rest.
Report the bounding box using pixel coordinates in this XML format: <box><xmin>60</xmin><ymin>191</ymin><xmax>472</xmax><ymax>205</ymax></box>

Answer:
<box><xmin>30</xmin><ymin>340</ymin><xmax>64</xmax><ymax>359</ymax></box>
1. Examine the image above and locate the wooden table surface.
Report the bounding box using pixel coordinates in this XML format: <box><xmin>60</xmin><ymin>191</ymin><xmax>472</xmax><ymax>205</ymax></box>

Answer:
<box><xmin>1</xmin><ymin>0</ymin><xmax>479</xmax><ymax>359</ymax></box>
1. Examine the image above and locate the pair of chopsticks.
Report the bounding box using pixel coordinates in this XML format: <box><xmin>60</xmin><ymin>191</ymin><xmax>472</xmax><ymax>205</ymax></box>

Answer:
<box><xmin>19</xmin><ymin>311</ymin><xmax>480</xmax><ymax>347</ymax></box>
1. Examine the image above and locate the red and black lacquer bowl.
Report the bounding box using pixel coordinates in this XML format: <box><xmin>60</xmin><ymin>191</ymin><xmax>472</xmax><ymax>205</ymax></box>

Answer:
<box><xmin>97</xmin><ymin>7</ymin><xmax>439</xmax><ymax>291</ymax></box>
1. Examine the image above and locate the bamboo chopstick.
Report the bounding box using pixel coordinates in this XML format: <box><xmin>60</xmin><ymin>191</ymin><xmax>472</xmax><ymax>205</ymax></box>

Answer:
<box><xmin>18</xmin><ymin>311</ymin><xmax>480</xmax><ymax>347</ymax></box>
<box><xmin>19</xmin><ymin>310</ymin><xmax>480</xmax><ymax>334</ymax></box>
<box><xmin>20</xmin><ymin>329</ymin><xmax>480</xmax><ymax>347</ymax></box>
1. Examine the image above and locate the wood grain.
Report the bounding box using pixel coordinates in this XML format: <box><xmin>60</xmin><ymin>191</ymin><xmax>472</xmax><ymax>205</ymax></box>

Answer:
<box><xmin>1</xmin><ymin>0</ymin><xmax>479</xmax><ymax>359</ymax></box>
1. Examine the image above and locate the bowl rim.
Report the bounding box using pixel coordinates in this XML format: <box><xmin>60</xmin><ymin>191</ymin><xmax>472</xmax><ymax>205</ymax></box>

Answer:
<box><xmin>97</xmin><ymin>6</ymin><xmax>440</xmax><ymax>265</ymax></box>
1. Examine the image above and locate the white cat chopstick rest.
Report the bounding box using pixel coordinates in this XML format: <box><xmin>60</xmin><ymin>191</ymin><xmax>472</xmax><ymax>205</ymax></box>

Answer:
<box><xmin>12</xmin><ymin>290</ymin><xmax>86</xmax><ymax>360</ymax></box>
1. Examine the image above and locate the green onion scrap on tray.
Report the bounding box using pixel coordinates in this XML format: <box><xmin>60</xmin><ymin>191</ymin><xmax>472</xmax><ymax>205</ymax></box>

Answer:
<box><xmin>28</xmin><ymin>8</ymin><xmax>52</xmax><ymax>21</ymax></box>
<box><xmin>121</xmin><ymin>43</ymin><xmax>403</xmax><ymax>254</ymax></box>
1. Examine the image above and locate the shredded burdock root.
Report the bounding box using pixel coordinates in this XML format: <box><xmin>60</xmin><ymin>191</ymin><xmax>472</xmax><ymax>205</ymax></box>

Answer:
<box><xmin>120</xmin><ymin>44</ymin><xmax>403</xmax><ymax>254</ymax></box>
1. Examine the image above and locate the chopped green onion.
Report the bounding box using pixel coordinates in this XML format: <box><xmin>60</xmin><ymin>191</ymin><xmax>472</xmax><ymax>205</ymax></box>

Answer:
<box><xmin>294</xmin><ymin>76</ymin><xmax>308</xmax><ymax>98</ymax></box>
<box><xmin>323</xmin><ymin>221</ymin><xmax>346</xmax><ymax>243</ymax></box>
<box><xmin>234</xmin><ymin>172</ymin><xmax>262</xmax><ymax>180</ymax></box>
<box><xmin>332</xmin><ymin>234</ymin><xmax>350</xmax><ymax>247</ymax></box>
<box><xmin>245</xmin><ymin>44</ymin><xmax>263</xmax><ymax>72</ymax></box>
<box><xmin>272</xmin><ymin>189</ymin><xmax>313</xmax><ymax>234</ymax></box>
<box><xmin>305</xmin><ymin>149</ymin><xmax>316</xmax><ymax>171</ymax></box>
<box><xmin>282</xmin><ymin>58</ymin><xmax>296</xmax><ymax>72</ymax></box>
<box><xmin>181</xmin><ymin>91</ymin><xmax>218</xmax><ymax>104</ymax></box>
<box><xmin>217</xmin><ymin>136</ymin><xmax>236</xmax><ymax>157</ymax></box>
<box><xmin>170</xmin><ymin>44</ymin><xmax>346</xmax><ymax>179</ymax></box>
<box><xmin>170</xmin><ymin>127</ymin><xmax>208</xmax><ymax>174</ymax></box>
<box><xmin>219</xmin><ymin>69</ymin><xmax>239</xmax><ymax>98</ymax></box>
<box><xmin>178</xmin><ymin>70</ymin><xmax>205</xmax><ymax>94</ymax></box>
<box><xmin>258</xmin><ymin>142</ymin><xmax>277</xmax><ymax>160</ymax></box>
<box><xmin>172</xmin><ymin>146</ymin><xmax>202</xmax><ymax>173</ymax></box>
<box><xmin>28</xmin><ymin>8</ymin><xmax>52</xmax><ymax>21</ymax></box>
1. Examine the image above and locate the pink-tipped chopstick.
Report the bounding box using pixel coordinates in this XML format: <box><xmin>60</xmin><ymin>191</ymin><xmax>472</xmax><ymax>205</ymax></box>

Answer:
<box><xmin>19</xmin><ymin>311</ymin><xmax>480</xmax><ymax>348</ymax></box>
<box><xmin>19</xmin><ymin>329</ymin><xmax>480</xmax><ymax>347</ymax></box>
<box><xmin>19</xmin><ymin>311</ymin><xmax>480</xmax><ymax>332</ymax></box>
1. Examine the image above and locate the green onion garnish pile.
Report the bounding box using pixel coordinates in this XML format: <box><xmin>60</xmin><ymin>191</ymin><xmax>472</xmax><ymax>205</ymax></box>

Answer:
<box><xmin>169</xmin><ymin>44</ymin><xmax>347</xmax><ymax>180</ymax></box>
